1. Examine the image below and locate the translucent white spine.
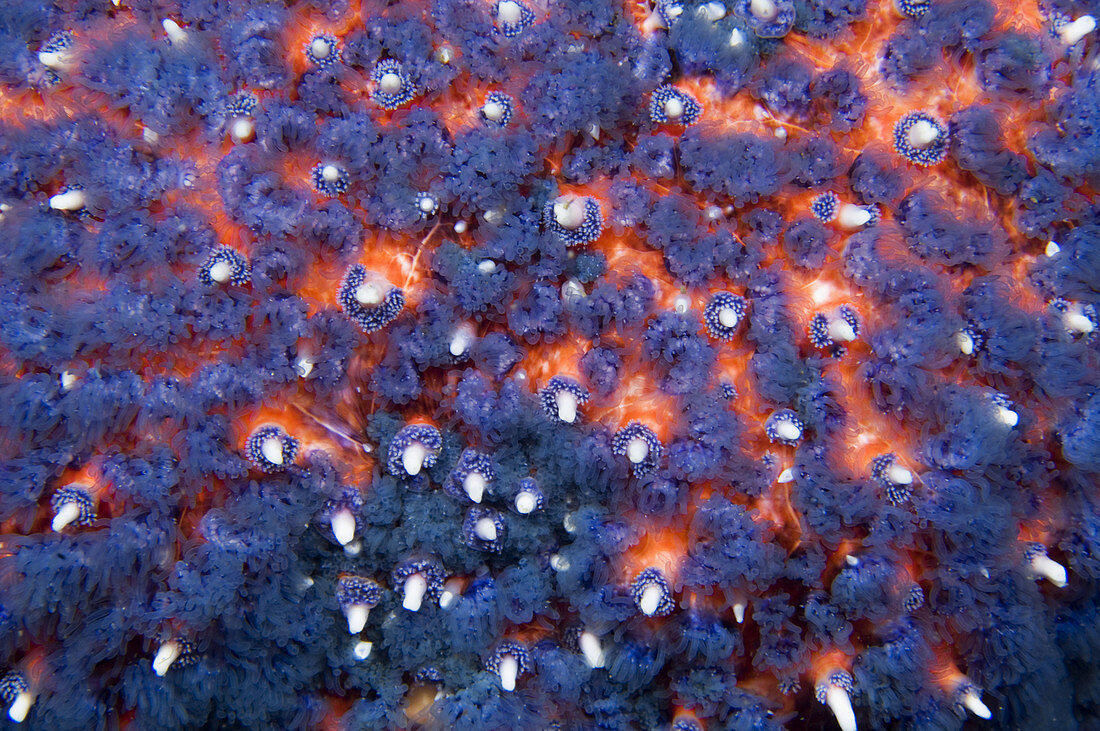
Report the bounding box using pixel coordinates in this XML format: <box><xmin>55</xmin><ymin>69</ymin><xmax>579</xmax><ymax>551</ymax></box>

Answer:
<box><xmin>1060</xmin><ymin>15</ymin><xmax>1096</xmax><ymax>46</ymax></box>
<box><xmin>824</xmin><ymin>685</ymin><xmax>857</xmax><ymax>731</ymax></box>
<box><xmin>515</xmin><ymin>490</ymin><xmax>538</xmax><ymax>514</ymax></box>
<box><xmin>152</xmin><ymin>641</ymin><xmax>182</xmax><ymax>677</ymax></box>
<box><xmin>49</xmin><ymin>189</ymin><xmax>85</xmax><ymax>211</ymax></box>
<box><xmin>497</xmin><ymin>654</ymin><xmax>519</xmax><ymax>691</ymax></box>
<box><xmin>626</xmin><ymin>437</ymin><xmax>650</xmax><ymax>464</ymax></box>
<box><xmin>906</xmin><ymin>119</ymin><xmax>940</xmax><ymax>148</ymax></box>
<box><xmin>638</xmin><ymin>584</ymin><xmax>664</xmax><ymax>616</ymax></box>
<box><xmin>402</xmin><ymin>443</ymin><xmax>428</xmax><ymax>476</ymax></box>
<box><xmin>579</xmin><ymin>631</ymin><xmax>605</xmax><ymax>668</ymax></box>
<box><xmin>1029</xmin><ymin>553</ymin><xmax>1068</xmax><ymax>587</ymax></box>
<box><xmin>553</xmin><ymin>196</ymin><xmax>587</xmax><ymax>230</ymax></box>
<box><xmin>750</xmin><ymin>0</ymin><xmax>779</xmax><ymax>20</ymax></box>
<box><xmin>7</xmin><ymin>690</ymin><xmax>33</xmax><ymax>724</ymax></box>
<box><xmin>344</xmin><ymin>604</ymin><xmax>369</xmax><ymax>634</ymax></box>
<box><xmin>474</xmin><ymin>517</ymin><xmax>498</xmax><ymax>541</ymax></box>
<box><xmin>837</xmin><ymin>203</ymin><xmax>871</xmax><ymax>229</ymax></box>
<box><xmin>51</xmin><ymin>500</ymin><xmax>82</xmax><ymax>532</ymax></box>
<box><xmin>774</xmin><ymin>420</ymin><xmax>802</xmax><ymax>442</ymax></box>
<box><xmin>260</xmin><ymin>435</ymin><xmax>284</xmax><ymax>465</ymax></box>
<box><xmin>330</xmin><ymin>508</ymin><xmax>356</xmax><ymax>546</ymax></box>
<box><xmin>555</xmin><ymin>389</ymin><xmax>578</xmax><ymax>423</ymax></box>
<box><xmin>450</xmin><ymin>324</ymin><xmax>475</xmax><ymax>357</ymax></box>
<box><xmin>464</xmin><ymin>472</ymin><xmax>486</xmax><ymax>503</ymax></box>
<box><xmin>402</xmin><ymin>573</ymin><xmax>428</xmax><ymax>611</ymax></box>
<box><xmin>961</xmin><ymin>688</ymin><xmax>992</xmax><ymax>719</ymax></box>
<box><xmin>161</xmin><ymin>19</ymin><xmax>188</xmax><ymax>45</ymax></box>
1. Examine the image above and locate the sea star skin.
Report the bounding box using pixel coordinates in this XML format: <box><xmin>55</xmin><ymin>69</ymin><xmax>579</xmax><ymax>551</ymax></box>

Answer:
<box><xmin>0</xmin><ymin>0</ymin><xmax>1097</xmax><ymax>729</ymax></box>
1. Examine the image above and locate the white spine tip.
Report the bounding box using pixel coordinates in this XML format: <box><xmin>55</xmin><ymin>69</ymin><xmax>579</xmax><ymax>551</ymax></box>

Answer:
<box><xmin>379</xmin><ymin>72</ymin><xmax>402</xmax><ymax>94</ymax></box>
<box><xmin>718</xmin><ymin>307</ymin><xmax>739</xmax><ymax>328</ymax></box>
<box><xmin>674</xmin><ymin>294</ymin><xmax>691</xmax><ymax>314</ymax></box>
<box><xmin>664</xmin><ymin>97</ymin><xmax>685</xmax><ymax>120</ymax></box>
<box><xmin>626</xmin><ymin>437</ymin><xmax>650</xmax><ymax>464</ymax></box>
<box><xmin>321</xmin><ymin>164</ymin><xmax>340</xmax><ymax>183</ymax></box>
<box><xmin>554</xmin><ymin>197</ymin><xmax>587</xmax><ymax>230</ymax></box>
<box><xmin>49</xmin><ymin>189</ymin><xmax>85</xmax><ymax>211</ymax></box>
<box><xmin>153</xmin><ymin>641</ymin><xmax>181</xmax><ymax>677</ymax></box>
<box><xmin>345</xmin><ymin>604</ymin><xmax>369</xmax><ymax>635</ymax></box>
<box><xmin>837</xmin><ymin>203</ymin><xmax>871</xmax><ymax>229</ymax></box>
<box><xmin>450</xmin><ymin>325</ymin><xmax>474</xmax><ymax>357</ymax></box>
<box><xmin>956</xmin><ymin>330</ymin><xmax>975</xmax><ymax>355</ymax></box>
<box><xmin>962</xmin><ymin>690</ymin><xmax>992</xmax><ymax>719</ymax></box>
<box><xmin>474</xmin><ymin>516</ymin><xmax>498</xmax><ymax>541</ymax></box>
<box><xmin>230</xmin><ymin>118</ymin><xmax>255</xmax><ymax>143</ymax></box>
<box><xmin>827</xmin><ymin>317</ymin><xmax>857</xmax><ymax>343</ymax></box>
<box><xmin>886</xmin><ymin>464</ymin><xmax>913</xmax><ymax>485</ymax></box>
<box><xmin>515</xmin><ymin>491</ymin><xmax>538</xmax><ymax>514</ymax></box>
<box><xmin>638</xmin><ymin>584</ymin><xmax>663</xmax><ymax>616</ymax></box>
<box><xmin>477</xmin><ymin>259</ymin><xmax>496</xmax><ymax>273</ymax></box>
<box><xmin>403</xmin><ymin>574</ymin><xmax>428</xmax><ymax>612</ymax></box>
<box><xmin>59</xmin><ymin>371</ymin><xmax>77</xmax><ymax>391</ymax></box>
<box><xmin>729</xmin><ymin>28</ymin><xmax>745</xmax><ymax>46</ymax></box>
<box><xmin>161</xmin><ymin>19</ymin><xmax>188</xmax><ymax>44</ymax></box>
<box><xmin>353</xmin><ymin>640</ymin><xmax>373</xmax><ymax>660</ymax></box>
<box><xmin>482</xmin><ymin>101</ymin><xmax>505</xmax><ymax>121</ymax></box>
<box><xmin>1045</xmin><ymin>241</ymin><xmax>1061</xmax><ymax>257</ymax></box>
<box><xmin>825</xmin><ymin>686</ymin><xmax>858</xmax><ymax>731</ymax></box>
<box><xmin>7</xmin><ymin>692</ymin><xmax>33</xmax><ymax>724</ymax></box>
<box><xmin>52</xmin><ymin>501</ymin><xmax>82</xmax><ymax>532</ymax></box>
<box><xmin>555</xmin><ymin>390</ymin><xmax>578</xmax><ymax>423</ymax></box>
<box><xmin>775</xmin><ymin>420</ymin><xmax>802</xmax><ymax>442</ymax></box>
<box><xmin>208</xmin><ymin>260</ymin><xmax>233</xmax><ymax>283</ymax></box>
<box><xmin>294</xmin><ymin>358</ymin><xmax>313</xmax><ymax>378</ymax></box>
<box><xmin>579</xmin><ymin>631</ymin><xmax>605</xmax><ymax>668</ymax></box>
<box><xmin>995</xmin><ymin>406</ymin><xmax>1019</xmax><ymax>428</ymax></box>
<box><xmin>354</xmin><ymin>282</ymin><xmax>383</xmax><ymax>305</ymax></box>
<box><xmin>1030</xmin><ymin>554</ymin><xmax>1068</xmax><ymax>587</ymax></box>
<box><xmin>750</xmin><ymin>0</ymin><xmax>778</xmax><ymax>20</ymax></box>
<box><xmin>1064</xmin><ymin>309</ymin><xmax>1095</xmax><ymax>334</ymax></box>
<box><xmin>699</xmin><ymin>1</ymin><xmax>727</xmax><ymax>20</ymax></box>
<box><xmin>497</xmin><ymin>0</ymin><xmax>523</xmax><ymax>24</ymax></box>
<box><xmin>454</xmin><ymin>220</ymin><xmax>468</xmax><ymax>234</ymax></box>
<box><xmin>498</xmin><ymin>655</ymin><xmax>519</xmax><ymax>692</ymax></box>
<box><xmin>330</xmin><ymin>508</ymin><xmax>356</xmax><ymax>546</ymax></box>
<box><xmin>907</xmin><ymin>119</ymin><xmax>940</xmax><ymax>148</ymax></box>
<box><xmin>310</xmin><ymin>38</ymin><xmax>331</xmax><ymax>59</ymax></box>
<box><xmin>464</xmin><ymin>473</ymin><xmax>486</xmax><ymax>503</ymax></box>
<box><xmin>1060</xmin><ymin>15</ymin><xmax>1096</xmax><ymax>46</ymax></box>
<box><xmin>402</xmin><ymin>443</ymin><xmax>427</xmax><ymax>476</ymax></box>
<box><xmin>733</xmin><ymin>602</ymin><xmax>746</xmax><ymax>624</ymax></box>
<box><xmin>38</xmin><ymin>51</ymin><xmax>68</xmax><ymax>70</ymax></box>
<box><xmin>777</xmin><ymin>468</ymin><xmax>795</xmax><ymax>484</ymax></box>
<box><xmin>260</xmin><ymin>436</ymin><xmax>284</xmax><ymax>465</ymax></box>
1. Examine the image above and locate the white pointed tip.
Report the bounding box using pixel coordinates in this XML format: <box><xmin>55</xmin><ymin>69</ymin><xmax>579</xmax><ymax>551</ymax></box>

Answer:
<box><xmin>825</xmin><ymin>686</ymin><xmax>858</xmax><ymax>731</ymax></box>
<box><xmin>906</xmin><ymin>119</ymin><xmax>940</xmax><ymax>148</ymax></box>
<box><xmin>59</xmin><ymin>370</ymin><xmax>77</xmax><ymax>391</ymax></box>
<box><xmin>555</xmin><ymin>390</ymin><xmax>578</xmax><ymax>423</ymax></box>
<box><xmin>962</xmin><ymin>690</ymin><xmax>992</xmax><ymax>719</ymax></box>
<box><xmin>837</xmin><ymin>203</ymin><xmax>871</xmax><ymax>229</ymax></box>
<box><xmin>750</xmin><ymin>0</ymin><xmax>778</xmax><ymax>20</ymax></box>
<box><xmin>886</xmin><ymin>464</ymin><xmax>913</xmax><ymax>485</ymax></box>
<box><xmin>402</xmin><ymin>443</ymin><xmax>427</xmax><ymax>476</ymax></box>
<box><xmin>482</xmin><ymin>101</ymin><xmax>505</xmax><ymax>121</ymax></box>
<box><xmin>626</xmin><ymin>437</ymin><xmax>650</xmax><ymax>464</ymax></box>
<box><xmin>777</xmin><ymin>468</ymin><xmax>794</xmax><ymax>484</ymax></box>
<box><xmin>49</xmin><ymin>189</ymin><xmax>85</xmax><ymax>211</ymax></box>
<box><xmin>310</xmin><ymin>38</ymin><xmax>331</xmax><ymax>59</ymax></box>
<box><xmin>230</xmin><ymin>118</ymin><xmax>254</xmax><ymax>144</ymax></box>
<box><xmin>718</xmin><ymin>307</ymin><xmax>739</xmax><ymax>328</ymax></box>
<box><xmin>38</xmin><ymin>51</ymin><xmax>68</xmax><ymax>70</ymax></box>
<box><xmin>464</xmin><ymin>473</ymin><xmax>486</xmax><ymax>504</ymax></box>
<box><xmin>775</xmin><ymin>420</ymin><xmax>802</xmax><ymax>442</ymax></box>
<box><xmin>208</xmin><ymin>260</ymin><xmax>233</xmax><ymax>283</ymax></box>
<box><xmin>586</xmin><ymin>122</ymin><xmax>601</xmax><ymax>140</ymax></box>
<box><xmin>515</xmin><ymin>491</ymin><xmax>538</xmax><ymax>514</ymax></box>
<box><xmin>52</xmin><ymin>501</ymin><xmax>82</xmax><ymax>532</ymax></box>
<box><xmin>638</xmin><ymin>584</ymin><xmax>663</xmax><ymax>616</ymax></box>
<box><xmin>1060</xmin><ymin>15</ymin><xmax>1096</xmax><ymax>46</ymax></box>
<box><xmin>161</xmin><ymin>18</ymin><xmax>188</xmax><ymax>44</ymax></box>
<box><xmin>379</xmin><ymin>72</ymin><xmax>402</xmax><ymax>94</ymax></box>
<box><xmin>498</xmin><ymin>655</ymin><xmax>518</xmax><ymax>691</ymax></box>
<box><xmin>956</xmin><ymin>330</ymin><xmax>975</xmax><ymax>355</ymax></box>
<box><xmin>1045</xmin><ymin>241</ymin><xmax>1061</xmax><ymax>257</ymax></box>
<box><xmin>153</xmin><ymin>641</ymin><xmax>181</xmax><ymax>677</ymax></box>
<box><xmin>699</xmin><ymin>1</ymin><xmax>727</xmax><ymax>20</ymax></box>
<box><xmin>554</xmin><ymin>197</ymin><xmax>586</xmax><ymax>230</ymax></box>
<box><xmin>827</xmin><ymin>317</ymin><xmax>857</xmax><ymax>343</ymax></box>
<box><xmin>449</xmin><ymin>326</ymin><xmax>474</xmax><ymax>357</ymax></box>
<box><xmin>664</xmin><ymin>97</ymin><xmax>685</xmax><ymax>120</ymax></box>
<box><xmin>642</xmin><ymin>10</ymin><xmax>665</xmax><ymax>32</ymax></box>
<box><xmin>321</xmin><ymin>164</ymin><xmax>340</xmax><ymax>183</ymax></box>
<box><xmin>733</xmin><ymin>602</ymin><xmax>746</xmax><ymax>624</ymax></box>
<box><xmin>403</xmin><ymin>574</ymin><xmax>428</xmax><ymax>611</ymax></box>
<box><xmin>7</xmin><ymin>692</ymin><xmax>33</xmax><ymax>724</ymax></box>
<box><xmin>579</xmin><ymin>631</ymin><xmax>605</xmax><ymax>668</ymax></box>
<box><xmin>345</xmin><ymin>604</ymin><xmax>369</xmax><ymax>634</ymax></box>
<box><xmin>497</xmin><ymin>0</ymin><xmax>522</xmax><ymax>24</ymax></box>
<box><xmin>353</xmin><ymin>640</ymin><xmax>373</xmax><ymax>660</ymax></box>
<box><xmin>995</xmin><ymin>406</ymin><xmax>1019</xmax><ymax>428</ymax></box>
<box><xmin>845</xmin><ymin>554</ymin><xmax>860</xmax><ymax>567</ymax></box>
<box><xmin>474</xmin><ymin>516</ymin><xmax>498</xmax><ymax>541</ymax></box>
<box><xmin>260</xmin><ymin>436</ymin><xmax>284</xmax><ymax>465</ymax></box>
<box><xmin>330</xmin><ymin>509</ymin><xmax>356</xmax><ymax>546</ymax></box>
<box><xmin>1030</xmin><ymin>554</ymin><xmax>1068</xmax><ymax>587</ymax></box>
<box><xmin>1064</xmin><ymin>309</ymin><xmax>1095</xmax><ymax>334</ymax></box>
<box><xmin>355</xmin><ymin>282</ymin><xmax>383</xmax><ymax>305</ymax></box>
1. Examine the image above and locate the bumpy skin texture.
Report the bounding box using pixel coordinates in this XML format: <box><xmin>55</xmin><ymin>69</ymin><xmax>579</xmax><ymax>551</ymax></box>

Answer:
<box><xmin>0</xmin><ymin>0</ymin><xmax>1097</xmax><ymax>729</ymax></box>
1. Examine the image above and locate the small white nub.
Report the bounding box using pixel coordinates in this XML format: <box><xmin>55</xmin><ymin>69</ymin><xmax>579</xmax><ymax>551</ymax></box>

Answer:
<box><xmin>561</xmin><ymin>278</ymin><xmax>586</xmax><ymax>304</ymax></box>
<box><xmin>837</xmin><ymin>203</ymin><xmax>871</xmax><ymax>229</ymax></box>
<box><xmin>402</xmin><ymin>443</ymin><xmax>428</xmax><ymax>476</ymax></box>
<box><xmin>355</xmin><ymin>282</ymin><xmax>383</xmax><ymax>306</ymax></box>
<box><xmin>906</xmin><ymin>119</ymin><xmax>940</xmax><ymax>148</ymax></box>
<box><xmin>436</xmin><ymin>46</ymin><xmax>454</xmax><ymax>64</ymax></box>
<box><xmin>956</xmin><ymin>330</ymin><xmax>975</xmax><ymax>355</ymax></box>
<box><xmin>52</xmin><ymin>500</ymin><xmax>82</xmax><ymax>532</ymax></box>
<box><xmin>330</xmin><ymin>508</ymin><xmax>356</xmax><ymax>546</ymax></box>
<box><xmin>1063</xmin><ymin>305</ymin><xmax>1095</xmax><ymax>334</ymax></box>
<box><xmin>403</xmin><ymin>573</ymin><xmax>428</xmax><ymax>611</ymax></box>
<box><xmin>474</xmin><ymin>516</ymin><xmax>498</xmax><ymax>541</ymax></box>
<box><xmin>482</xmin><ymin>100</ymin><xmax>505</xmax><ymax>121</ymax></box>
<box><xmin>638</xmin><ymin>584</ymin><xmax>664</xmax><ymax>616</ymax></box>
<box><xmin>345</xmin><ymin>604</ymin><xmax>369</xmax><ymax>634</ymax></box>
<box><xmin>49</xmin><ymin>189</ymin><xmax>85</xmax><ymax>211</ymax></box>
<box><xmin>1045</xmin><ymin>241</ymin><xmax>1061</xmax><ymax>257</ymax></box>
<box><xmin>827</xmin><ymin>315</ymin><xmax>857</xmax><ymax>343</ymax></box>
<box><xmin>454</xmin><ymin>220</ymin><xmax>468</xmax><ymax>234</ymax></box>
<box><xmin>579</xmin><ymin>631</ymin><xmax>605</xmax><ymax>668</ymax></box>
<box><xmin>663</xmin><ymin>96</ymin><xmax>685</xmax><ymax>120</ymax></box>
<box><xmin>586</xmin><ymin>122</ymin><xmax>601</xmax><ymax>140</ymax></box>
<box><xmin>464</xmin><ymin>472</ymin><xmax>486</xmax><ymax>504</ymax></box>
<box><xmin>38</xmin><ymin>50</ymin><xmax>70</xmax><ymax>70</ymax></box>
<box><xmin>230</xmin><ymin>118</ymin><xmax>254</xmax><ymax>144</ymax></box>
<box><xmin>1060</xmin><ymin>15</ymin><xmax>1096</xmax><ymax>46</ymax></box>
<box><xmin>353</xmin><ymin>641</ymin><xmax>373</xmax><ymax>660</ymax></box>
<box><xmin>729</xmin><ymin>28</ymin><xmax>745</xmax><ymax>47</ymax></box>
<box><xmin>260</xmin><ymin>435</ymin><xmax>284</xmax><ymax>465</ymax></box>
<box><xmin>515</xmin><ymin>490</ymin><xmax>538</xmax><ymax>514</ymax></box>
<box><xmin>161</xmin><ymin>18</ymin><xmax>188</xmax><ymax>45</ymax></box>
<box><xmin>961</xmin><ymin>689</ymin><xmax>992</xmax><ymax>719</ymax></box>
<box><xmin>825</xmin><ymin>685</ymin><xmax>858</xmax><ymax>731</ymax></box>
<box><xmin>733</xmin><ymin>602</ymin><xmax>746</xmax><ymax>624</ymax></box>
<box><xmin>379</xmin><ymin>72</ymin><xmax>403</xmax><ymax>94</ymax></box>
<box><xmin>440</xmin><ymin>579</ymin><xmax>462</xmax><ymax>609</ymax></box>
<box><xmin>7</xmin><ymin>691</ymin><xmax>33</xmax><ymax>724</ymax></box>
<box><xmin>774</xmin><ymin>420</ymin><xmax>802</xmax><ymax>442</ymax></box>
<box><xmin>886</xmin><ymin>463</ymin><xmax>913</xmax><ymax>485</ymax></box>
<box><xmin>627</xmin><ymin>437</ymin><xmax>650</xmax><ymax>464</ymax></box>
<box><xmin>310</xmin><ymin>37</ymin><xmax>332</xmax><ymax>60</ymax></box>
<box><xmin>750</xmin><ymin>0</ymin><xmax>778</xmax><ymax>20</ymax></box>
<box><xmin>59</xmin><ymin>371</ymin><xmax>77</xmax><ymax>391</ymax></box>
<box><xmin>994</xmin><ymin>406</ymin><xmax>1019</xmax><ymax>428</ymax></box>
<box><xmin>294</xmin><ymin>357</ymin><xmax>313</xmax><ymax>378</ymax></box>
<box><xmin>777</xmin><ymin>468</ymin><xmax>794</xmax><ymax>483</ymax></box>
<box><xmin>1030</xmin><ymin>553</ymin><xmax>1068</xmax><ymax>587</ymax></box>
<box><xmin>718</xmin><ymin>307</ymin><xmax>740</xmax><ymax>328</ymax></box>
<box><xmin>497</xmin><ymin>0</ymin><xmax>523</xmax><ymax>24</ymax></box>
<box><xmin>674</xmin><ymin>294</ymin><xmax>691</xmax><ymax>314</ymax></box>
<box><xmin>698</xmin><ymin>1</ymin><xmax>727</xmax><ymax>20</ymax></box>
<box><xmin>208</xmin><ymin>260</ymin><xmax>233</xmax><ymax>283</ymax></box>
<box><xmin>555</xmin><ymin>389</ymin><xmax>578</xmax><ymax>424</ymax></box>
<box><xmin>322</xmin><ymin>165</ymin><xmax>340</xmax><ymax>183</ymax></box>
<box><xmin>845</xmin><ymin>554</ymin><xmax>860</xmax><ymax>567</ymax></box>
<box><xmin>450</xmin><ymin>324</ymin><xmax>475</xmax><ymax>357</ymax></box>
<box><xmin>550</xmin><ymin>553</ymin><xmax>570</xmax><ymax>571</ymax></box>
<box><xmin>153</xmin><ymin>641</ymin><xmax>182</xmax><ymax>677</ymax></box>
<box><xmin>554</xmin><ymin>197</ymin><xmax>587</xmax><ymax>230</ymax></box>
<box><xmin>498</xmin><ymin>655</ymin><xmax>519</xmax><ymax>692</ymax></box>
<box><xmin>477</xmin><ymin>259</ymin><xmax>496</xmax><ymax>273</ymax></box>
